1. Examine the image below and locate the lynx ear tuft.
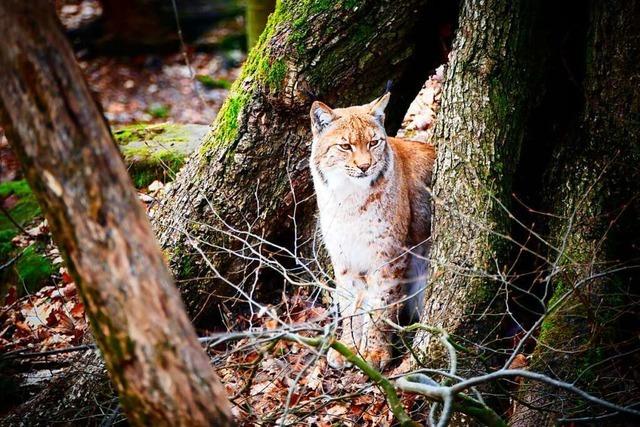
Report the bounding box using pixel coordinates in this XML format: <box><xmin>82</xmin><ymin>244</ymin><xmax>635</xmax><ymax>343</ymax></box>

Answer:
<box><xmin>310</xmin><ymin>101</ymin><xmax>337</xmax><ymax>136</ymax></box>
<box><xmin>369</xmin><ymin>92</ymin><xmax>390</xmax><ymax>124</ymax></box>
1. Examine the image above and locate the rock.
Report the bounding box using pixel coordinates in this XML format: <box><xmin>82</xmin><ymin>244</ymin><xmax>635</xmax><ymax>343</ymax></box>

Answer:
<box><xmin>113</xmin><ymin>123</ymin><xmax>209</xmax><ymax>188</ymax></box>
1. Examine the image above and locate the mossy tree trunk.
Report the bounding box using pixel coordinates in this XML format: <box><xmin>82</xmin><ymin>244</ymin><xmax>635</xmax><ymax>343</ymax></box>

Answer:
<box><xmin>413</xmin><ymin>0</ymin><xmax>544</xmax><ymax>371</ymax></box>
<box><xmin>511</xmin><ymin>1</ymin><xmax>640</xmax><ymax>424</ymax></box>
<box><xmin>151</xmin><ymin>0</ymin><xmax>456</xmax><ymax>322</ymax></box>
<box><xmin>0</xmin><ymin>2</ymin><xmax>232</xmax><ymax>426</ymax></box>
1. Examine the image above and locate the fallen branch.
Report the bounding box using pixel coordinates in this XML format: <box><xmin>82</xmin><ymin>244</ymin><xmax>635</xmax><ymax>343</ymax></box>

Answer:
<box><xmin>450</xmin><ymin>369</ymin><xmax>640</xmax><ymax>418</ymax></box>
<box><xmin>396</xmin><ymin>374</ymin><xmax>507</xmax><ymax>427</ymax></box>
<box><xmin>3</xmin><ymin>344</ymin><xmax>96</xmax><ymax>360</ymax></box>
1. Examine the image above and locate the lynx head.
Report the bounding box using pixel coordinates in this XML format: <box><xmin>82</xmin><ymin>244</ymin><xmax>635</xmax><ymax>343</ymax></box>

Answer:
<box><xmin>310</xmin><ymin>93</ymin><xmax>390</xmax><ymax>185</ymax></box>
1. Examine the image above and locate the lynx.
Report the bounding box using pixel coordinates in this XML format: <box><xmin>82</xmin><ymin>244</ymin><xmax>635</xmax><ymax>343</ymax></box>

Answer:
<box><xmin>309</xmin><ymin>93</ymin><xmax>436</xmax><ymax>369</ymax></box>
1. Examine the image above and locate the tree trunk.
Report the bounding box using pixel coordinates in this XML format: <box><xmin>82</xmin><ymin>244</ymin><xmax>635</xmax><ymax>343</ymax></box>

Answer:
<box><xmin>70</xmin><ymin>0</ymin><xmax>243</xmax><ymax>52</ymax></box>
<box><xmin>413</xmin><ymin>0</ymin><xmax>544</xmax><ymax>372</ymax></box>
<box><xmin>511</xmin><ymin>1</ymin><xmax>640</xmax><ymax>424</ymax></box>
<box><xmin>0</xmin><ymin>2</ymin><xmax>232</xmax><ymax>426</ymax></box>
<box><xmin>151</xmin><ymin>0</ymin><xmax>456</xmax><ymax>322</ymax></box>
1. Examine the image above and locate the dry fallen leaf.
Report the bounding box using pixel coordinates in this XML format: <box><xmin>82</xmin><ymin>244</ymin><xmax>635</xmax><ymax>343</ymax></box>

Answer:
<box><xmin>70</xmin><ymin>302</ymin><xmax>85</xmax><ymax>319</ymax></box>
<box><xmin>509</xmin><ymin>353</ymin><xmax>528</xmax><ymax>370</ymax></box>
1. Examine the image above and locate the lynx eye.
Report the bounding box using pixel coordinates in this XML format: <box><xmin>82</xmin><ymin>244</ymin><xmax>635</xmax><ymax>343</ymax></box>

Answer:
<box><xmin>337</xmin><ymin>144</ymin><xmax>352</xmax><ymax>151</ymax></box>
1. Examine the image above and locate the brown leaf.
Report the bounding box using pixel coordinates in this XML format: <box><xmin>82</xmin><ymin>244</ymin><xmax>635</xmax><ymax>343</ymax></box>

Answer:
<box><xmin>509</xmin><ymin>353</ymin><xmax>528</xmax><ymax>370</ymax></box>
<box><xmin>70</xmin><ymin>302</ymin><xmax>84</xmax><ymax>319</ymax></box>
<box><xmin>60</xmin><ymin>282</ymin><xmax>77</xmax><ymax>297</ymax></box>
<box><xmin>61</xmin><ymin>270</ymin><xmax>73</xmax><ymax>284</ymax></box>
<box><xmin>5</xmin><ymin>286</ymin><xmax>17</xmax><ymax>306</ymax></box>
<box><xmin>54</xmin><ymin>311</ymin><xmax>76</xmax><ymax>335</ymax></box>
<box><xmin>45</xmin><ymin>309</ymin><xmax>59</xmax><ymax>327</ymax></box>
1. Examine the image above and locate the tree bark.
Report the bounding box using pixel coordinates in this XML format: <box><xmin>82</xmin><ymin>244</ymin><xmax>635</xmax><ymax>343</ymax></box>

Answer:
<box><xmin>151</xmin><ymin>0</ymin><xmax>456</xmax><ymax>322</ymax></box>
<box><xmin>511</xmin><ymin>1</ymin><xmax>640</xmax><ymax>424</ymax></box>
<box><xmin>413</xmin><ymin>0</ymin><xmax>544</xmax><ymax>372</ymax></box>
<box><xmin>0</xmin><ymin>2</ymin><xmax>232</xmax><ymax>426</ymax></box>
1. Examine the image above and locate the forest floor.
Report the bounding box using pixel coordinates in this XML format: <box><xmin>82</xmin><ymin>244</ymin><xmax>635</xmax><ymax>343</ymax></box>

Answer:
<box><xmin>0</xmin><ymin>2</ymin><xmax>445</xmax><ymax>423</ymax></box>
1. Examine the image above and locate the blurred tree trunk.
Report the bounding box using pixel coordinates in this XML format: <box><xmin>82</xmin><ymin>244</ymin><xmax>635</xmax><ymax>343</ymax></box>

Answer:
<box><xmin>511</xmin><ymin>1</ymin><xmax>640</xmax><ymax>424</ymax></box>
<box><xmin>413</xmin><ymin>0</ymin><xmax>544</xmax><ymax>372</ymax></box>
<box><xmin>71</xmin><ymin>0</ymin><xmax>243</xmax><ymax>51</ymax></box>
<box><xmin>151</xmin><ymin>0</ymin><xmax>456</xmax><ymax>322</ymax></box>
<box><xmin>246</xmin><ymin>0</ymin><xmax>276</xmax><ymax>49</ymax></box>
<box><xmin>0</xmin><ymin>2</ymin><xmax>232</xmax><ymax>426</ymax></box>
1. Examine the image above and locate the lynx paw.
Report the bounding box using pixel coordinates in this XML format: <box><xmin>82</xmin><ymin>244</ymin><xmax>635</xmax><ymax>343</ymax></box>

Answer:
<box><xmin>327</xmin><ymin>348</ymin><xmax>352</xmax><ymax>369</ymax></box>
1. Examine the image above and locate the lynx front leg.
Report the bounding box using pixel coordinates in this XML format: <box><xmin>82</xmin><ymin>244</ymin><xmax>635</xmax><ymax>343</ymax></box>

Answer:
<box><xmin>327</xmin><ymin>272</ymin><xmax>366</xmax><ymax>369</ymax></box>
<box><xmin>359</xmin><ymin>261</ymin><xmax>407</xmax><ymax>370</ymax></box>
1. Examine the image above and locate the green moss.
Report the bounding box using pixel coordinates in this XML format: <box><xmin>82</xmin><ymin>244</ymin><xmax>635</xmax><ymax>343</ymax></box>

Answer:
<box><xmin>240</xmin><ymin>9</ymin><xmax>288</xmax><ymax>92</ymax></box>
<box><xmin>216</xmin><ymin>93</ymin><xmax>246</xmax><ymax>141</ymax></box>
<box><xmin>199</xmin><ymin>91</ymin><xmax>249</xmax><ymax>155</ymax></box>
<box><xmin>308</xmin><ymin>0</ymin><xmax>336</xmax><ymax>14</ymax></box>
<box><xmin>147</xmin><ymin>103</ymin><xmax>170</xmax><ymax>119</ymax></box>
<box><xmin>197</xmin><ymin>1</ymin><xmax>301</xmax><ymax>156</ymax></box>
<box><xmin>113</xmin><ymin>123</ymin><xmax>190</xmax><ymax>146</ymax></box>
<box><xmin>0</xmin><ymin>180</ymin><xmax>32</xmax><ymax>199</ymax></box>
<box><xmin>124</xmin><ymin>148</ymin><xmax>186</xmax><ymax>188</ymax></box>
<box><xmin>196</xmin><ymin>75</ymin><xmax>232</xmax><ymax>89</ymax></box>
<box><xmin>14</xmin><ymin>245</ymin><xmax>54</xmax><ymax>293</ymax></box>
<box><xmin>266</xmin><ymin>59</ymin><xmax>287</xmax><ymax>90</ymax></box>
<box><xmin>0</xmin><ymin>180</ymin><xmax>54</xmax><ymax>294</ymax></box>
<box><xmin>0</xmin><ymin>180</ymin><xmax>41</xmax><ymax>244</ymax></box>
<box><xmin>353</xmin><ymin>22</ymin><xmax>374</xmax><ymax>46</ymax></box>
<box><xmin>464</xmin><ymin>279</ymin><xmax>495</xmax><ymax>316</ymax></box>
<box><xmin>114</xmin><ymin>123</ymin><xmax>205</xmax><ymax>187</ymax></box>
<box><xmin>0</xmin><ymin>199</ymin><xmax>40</xmax><ymax>235</ymax></box>
<box><xmin>288</xmin><ymin>0</ymin><xmax>336</xmax><ymax>55</ymax></box>
<box><xmin>0</xmin><ymin>231</ymin><xmax>16</xmax><ymax>263</ymax></box>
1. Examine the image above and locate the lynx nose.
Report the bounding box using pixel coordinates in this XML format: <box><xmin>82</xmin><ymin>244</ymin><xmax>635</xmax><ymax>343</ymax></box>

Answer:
<box><xmin>357</xmin><ymin>163</ymin><xmax>370</xmax><ymax>172</ymax></box>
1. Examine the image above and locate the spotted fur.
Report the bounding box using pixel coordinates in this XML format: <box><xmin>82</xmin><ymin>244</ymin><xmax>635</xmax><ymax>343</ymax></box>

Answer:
<box><xmin>310</xmin><ymin>93</ymin><xmax>435</xmax><ymax>369</ymax></box>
